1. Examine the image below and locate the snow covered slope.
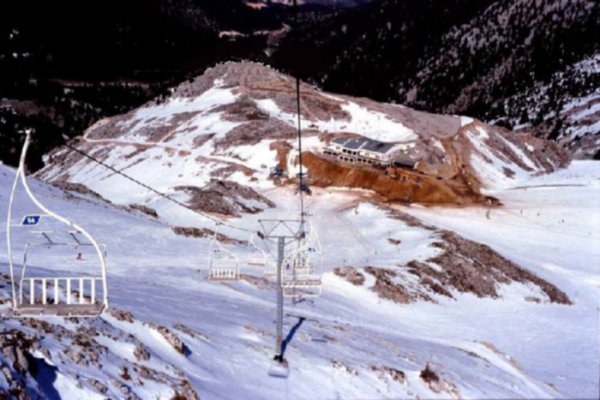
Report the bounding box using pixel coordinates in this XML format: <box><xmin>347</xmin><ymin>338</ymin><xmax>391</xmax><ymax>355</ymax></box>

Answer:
<box><xmin>2</xmin><ymin>155</ymin><xmax>599</xmax><ymax>398</ymax></box>
<box><xmin>0</xmin><ymin>159</ymin><xmax>598</xmax><ymax>399</ymax></box>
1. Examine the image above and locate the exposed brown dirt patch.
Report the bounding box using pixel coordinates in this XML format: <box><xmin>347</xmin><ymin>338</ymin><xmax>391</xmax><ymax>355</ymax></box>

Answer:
<box><xmin>215</xmin><ymin>119</ymin><xmax>296</xmax><ymax>149</ymax></box>
<box><xmin>108</xmin><ymin>308</ymin><xmax>135</xmax><ymax>323</ymax></box>
<box><xmin>214</xmin><ymin>94</ymin><xmax>270</xmax><ymax>122</ymax></box>
<box><xmin>420</xmin><ymin>364</ymin><xmax>461</xmax><ymax>396</ymax></box>
<box><xmin>210</xmin><ymin>164</ymin><xmax>254</xmax><ymax>179</ymax></box>
<box><xmin>270</xmin><ymin>140</ymin><xmax>292</xmax><ymax>170</ymax></box>
<box><xmin>369</xmin><ymin>365</ymin><xmax>406</xmax><ymax>383</ymax></box>
<box><xmin>303</xmin><ymin>152</ymin><xmax>494</xmax><ymax>206</ymax></box>
<box><xmin>147</xmin><ymin>323</ymin><xmax>188</xmax><ymax>355</ymax></box>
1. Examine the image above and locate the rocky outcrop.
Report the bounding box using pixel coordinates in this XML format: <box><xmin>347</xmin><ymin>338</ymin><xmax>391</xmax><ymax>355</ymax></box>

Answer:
<box><xmin>418</xmin><ymin>230</ymin><xmax>571</xmax><ymax>304</ymax></box>
<box><xmin>334</xmin><ymin>207</ymin><xmax>571</xmax><ymax>305</ymax></box>
<box><xmin>171</xmin><ymin>226</ymin><xmax>245</xmax><ymax>245</ymax></box>
<box><xmin>333</xmin><ymin>267</ymin><xmax>365</xmax><ymax>286</ymax></box>
<box><xmin>176</xmin><ymin>180</ymin><xmax>275</xmax><ymax>217</ymax></box>
<box><xmin>148</xmin><ymin>323</ymin><xmax>189</xmax><ymax>356</ymax></box>
<box><xmin>130</xmin><ymin>204</ymin><xmax>159</xmax><ymax>219</ymax></box>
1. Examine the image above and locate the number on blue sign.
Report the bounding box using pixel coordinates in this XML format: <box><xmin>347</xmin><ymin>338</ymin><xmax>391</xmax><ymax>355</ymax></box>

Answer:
<box><xmin>22</xmin><ymin>215</ymin><xmax>41</xmax><ymax>226</ymax></box>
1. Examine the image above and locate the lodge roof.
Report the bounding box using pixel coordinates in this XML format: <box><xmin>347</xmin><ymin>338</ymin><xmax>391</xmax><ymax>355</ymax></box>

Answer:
<box><xmin>331</xmin><ymin>137</ymin><xmax>397</xmax><ymax>155</ymax></box>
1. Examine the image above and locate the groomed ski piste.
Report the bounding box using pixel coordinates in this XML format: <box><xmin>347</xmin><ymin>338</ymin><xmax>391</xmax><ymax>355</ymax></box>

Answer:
<box><xmin>1</xmin><ymin>158</ymin><xmax>599</xmax><ymax>399</ymax></box>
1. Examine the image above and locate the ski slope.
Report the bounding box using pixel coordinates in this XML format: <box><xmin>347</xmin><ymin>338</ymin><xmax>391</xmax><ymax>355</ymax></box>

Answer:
<box><xmin>403</xmin><ymin>160</ymin><xmax>600</xmax><ymax>397</ymax></box>
<box><xmin>1</xmin><ymin>158</ymin><xmax>599</xmax><ymax>398</ymax></box>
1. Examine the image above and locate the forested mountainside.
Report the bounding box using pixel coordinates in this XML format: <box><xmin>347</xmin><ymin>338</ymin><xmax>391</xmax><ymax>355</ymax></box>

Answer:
<box><xmin>1</xmin><ymin>0</ymin><xmax>598</xmax><ymax>170</ymax></box>
<box><xmin>275</xmin><ymin>0</ymin><xmax>599</xmax><ymax>158</ymax></box>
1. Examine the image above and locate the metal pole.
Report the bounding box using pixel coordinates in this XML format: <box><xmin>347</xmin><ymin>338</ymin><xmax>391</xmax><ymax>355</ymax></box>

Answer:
<box><xmin>274</xmin><ymin>236</ymin><xmax>285</xmax><ymax>361</ymax></box>
<box><xmin>293</xmin><ymin>0</ymin><xmax>306</xmax><ymax>227</ymax></box>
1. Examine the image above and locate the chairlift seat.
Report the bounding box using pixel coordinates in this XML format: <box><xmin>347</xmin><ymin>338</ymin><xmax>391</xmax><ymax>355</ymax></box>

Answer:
<box><xmin>282</xmin><ymin>278</ymin><xmax>322</xmax><ymax>289</ymax></box>
<box><xmin>282</xmin><ymin>278</ymin><xmax>322</xmax><ymax>298</ymax></box>
<box><xmin>247</xmin><ymin>257</ymin><xmax>266</xmax><ymax>266</ymax></box>
<box><xmin>208</xmin><ymin>267</ymin><xmax>239</xmax><ymax>281</ymax></box>
<box><xmin>279</xmin><ymin>226</ymin><xmax>323</xmax><ymax>298</ymax></box>
<box><xmin>287</xmin><ymin>262</ymin><xmax>312</xmax><ymax>275</ymax></box>
<box><xmin>15</xmin><ymin>275</ymin><xmax>105</xmax><ymax>317</ymax></box>
<box><xmin>14</xmin><ymin>303</ymin><xmax>105</xmax><ymax>317</ymax></box>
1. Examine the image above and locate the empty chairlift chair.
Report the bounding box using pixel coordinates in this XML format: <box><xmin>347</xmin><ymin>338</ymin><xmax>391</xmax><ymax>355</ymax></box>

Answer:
<box><xmin>246</xmin><ymin>234</ymin><xmax>267</xmax><ymax>266</ymax></box>
<box><xmin>208</xmin><ymin>234</ymin><xmax>240</xmax><ymax>281</ymax></box>
<box><xmin>247</xmin><ymin>234</ymin><xmax>275</xmax><ymax>276</ymax></box>
<box><xmin>6</xmin><ymin>131</ymin><xmax>109</xmax><ymax>317</ymax></box>
<box><xmin>16</xmin><ymin>232</ymin><xmax>107</xmax><ymax>316</ymax></box>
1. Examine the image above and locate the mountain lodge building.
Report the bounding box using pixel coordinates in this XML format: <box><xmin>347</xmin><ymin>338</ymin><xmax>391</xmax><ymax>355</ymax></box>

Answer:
<box><xmin>324</xmin><ymin>137</ymin><xmax>417</xmax><ymax>169</ymax></box>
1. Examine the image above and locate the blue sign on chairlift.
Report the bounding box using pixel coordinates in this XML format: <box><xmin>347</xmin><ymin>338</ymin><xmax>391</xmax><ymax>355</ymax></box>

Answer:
<box><xmin>22</xmin><ymin>215</ymin><xmax>42</xmax><ymax>226</ymax></box>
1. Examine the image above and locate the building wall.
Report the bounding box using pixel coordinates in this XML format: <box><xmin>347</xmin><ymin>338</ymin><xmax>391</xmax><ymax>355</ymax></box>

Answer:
<box><xmin>325</xmin><ymin>143</ymin><xmax>418</xmax><ymax>170</ymax></box>
<box><xmin>324</xmin><ymin>144</ymin><xmax>392</xmax><ymax>166</ymax></box>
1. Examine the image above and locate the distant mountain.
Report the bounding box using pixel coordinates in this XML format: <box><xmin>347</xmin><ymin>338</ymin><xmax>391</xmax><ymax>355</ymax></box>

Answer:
<box><xmin>0</xmin><ymin>0</ymin><xmax>297</xmax><ymax>169</ymax></box>
<box><xmin>247</xmin><ymin>0</ymin><xmax>372</xmax><ymax>6</ymax></box>
<box><xmin>273</xmin><ymin>0</ymin><xmax>600</xmax><ymax>158</ymax></box>
<box><xmin>1</xmin><ymin>0</ymin><xmax>597</xmax><ymax>170</ymax></box>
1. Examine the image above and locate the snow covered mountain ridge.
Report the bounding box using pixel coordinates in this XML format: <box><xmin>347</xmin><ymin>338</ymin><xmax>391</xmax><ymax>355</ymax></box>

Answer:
<box><xmin>39</xmin><ymin>61</ymin><xmax>568</xmax><ymax>212</ymax></box>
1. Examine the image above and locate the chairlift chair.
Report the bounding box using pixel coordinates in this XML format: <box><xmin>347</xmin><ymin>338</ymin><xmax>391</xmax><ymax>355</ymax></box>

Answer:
<box><xmin>16</xmin><ymin>233</ymin><xmax>108</xmax><ymax>317</ymax></box>
<box><xmin>270</xmin><ymin>166</ymin><xmax>284</xmax><ymax>178</ymax></box>
<box><xmin>281</xmin><ymin>222</ymin><xmax>323</xmax><ymax>299</ymax></box>
<box><xmin>281</xmin><ymin>243</ymin><xmax>322</xmax><ymax>299</ymax></box>
<box><xmin>208</xmin><ymin>233</ymin><xmax>240</xmax><ymax>281</ymax></box>
<box><xmin>246</xmin><ymin>234</ymin><xmax>267</xmax><ymax>266</ymax></box>
<box><xmin>6</xmin><ymin>131</ymin><xmax>109</xmax><ymax>317</ymax></box>
<box><xmin>247</xmin><ymin>235</ymin><xmax>276</xmax><ymax>276</ymax></box>
<box><xmin>299</xmin><ymin>183</ymin><xmax>311</xmax><ymax>193</ymax></box>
